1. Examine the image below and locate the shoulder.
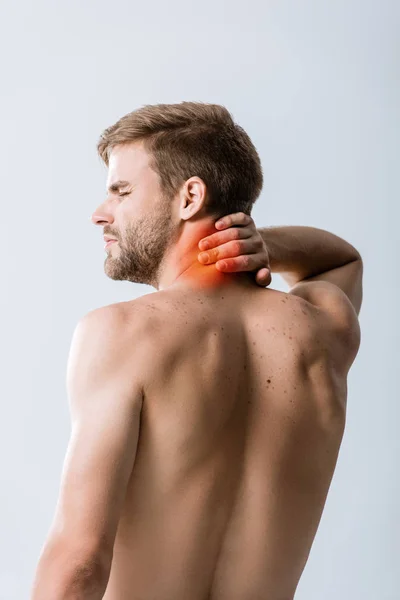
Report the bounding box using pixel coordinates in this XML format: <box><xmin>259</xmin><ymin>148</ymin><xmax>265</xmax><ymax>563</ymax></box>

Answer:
<box><xmin>287</xmin><ymin>283</ymin><xmax>361</xmax><ymax>372</ymax></box>
<box><xmin>77</xmin><ymin>295</ymin><xmax>179</xmax><ymax>357</ymax></box>
<box><xmin>70</xmin><ymin>301</ymin><xmax>154</xmax><ymax>372</ymax></box>
<box><xmin>78</xmin><ymin>298</ymin><xmax>159</xmax><ymax>336</ymax></box>
<box><xmin>289</xmin><ymin>281</ymin><xmax>360</xmax><ymax>339</ymax></box>
<box><xmin>67</xmin><ymin>301</ymin><xmax>159</xmax><ymax>407</ymax></box>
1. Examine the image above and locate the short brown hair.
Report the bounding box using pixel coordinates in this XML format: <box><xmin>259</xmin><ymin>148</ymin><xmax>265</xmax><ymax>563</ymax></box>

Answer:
<box><xmin>97</xmin><ymin>101</ymin><xmax>263</xmax><ymax>219</ymax></box>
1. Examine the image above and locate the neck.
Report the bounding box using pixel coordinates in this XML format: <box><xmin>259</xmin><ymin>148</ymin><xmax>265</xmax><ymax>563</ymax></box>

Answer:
<box><xmin>157</xmin><ymin>217</ymin><xmax>254</xmax><ymax>291</ymax></box>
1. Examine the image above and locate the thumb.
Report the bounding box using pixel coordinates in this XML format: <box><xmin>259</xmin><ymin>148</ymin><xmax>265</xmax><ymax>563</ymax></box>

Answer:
<box><xmin>255</xmin><ymin>268</ymin><xmax>272</xmax><ymax>287</ymax></box>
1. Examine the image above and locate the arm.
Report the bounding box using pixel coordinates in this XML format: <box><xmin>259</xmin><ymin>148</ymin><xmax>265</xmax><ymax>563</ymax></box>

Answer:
<box><xmin>198</xmin><ymin>213</ymin><xmax>362</xmax><ymax>365</ymax></box>
<box><xmin>30</xmin><ymin>306</ymin><xmax>144</xmax><ymax>600</ymax></box>
<box><xmin>199</xmin><ymin>214</ymin><xmax>362</xmax><ymax>314</ymax></box>
<box><xmin>257</xmin><ymin>225</ymin><xmax>363</xmax><ymax>315</ymax></box>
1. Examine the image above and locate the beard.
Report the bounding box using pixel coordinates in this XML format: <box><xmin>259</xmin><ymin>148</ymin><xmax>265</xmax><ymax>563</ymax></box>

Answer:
<box><xmin>104</xmin><ymin>197</ymin><xmax>175</xmax><ymax>288</ymax></box>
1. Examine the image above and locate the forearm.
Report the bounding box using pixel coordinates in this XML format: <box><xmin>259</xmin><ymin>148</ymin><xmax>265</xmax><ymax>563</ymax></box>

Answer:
<box><xmin>258</xmin><ymin>225</ymin><xmax>361</xmax><ymax>286</ymax></box>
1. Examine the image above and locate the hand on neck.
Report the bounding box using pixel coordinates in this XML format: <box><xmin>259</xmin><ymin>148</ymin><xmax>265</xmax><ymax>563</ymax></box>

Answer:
<box><xmin>157</xmin><ymin>216</ymin><xmax>254</xmax><ymax>291</ymax></box>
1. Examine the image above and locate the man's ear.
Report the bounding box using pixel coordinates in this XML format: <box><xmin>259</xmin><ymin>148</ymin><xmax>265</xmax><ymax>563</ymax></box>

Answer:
<box><xmin>179</xmin><ymin>177</ymin><xmax>208</xmax><ymax>221</ymax></box>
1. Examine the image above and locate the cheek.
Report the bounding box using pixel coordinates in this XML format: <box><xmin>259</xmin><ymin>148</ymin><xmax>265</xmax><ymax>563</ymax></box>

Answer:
<box><xmin>123</xmin><ymin>195</ymin><xmax>147</xmax><ymax>219</ymax></box>
<box><xmin>118</xmin><ymin>204</ymin><xmax>136</xmax><ymax>233</ymax></box>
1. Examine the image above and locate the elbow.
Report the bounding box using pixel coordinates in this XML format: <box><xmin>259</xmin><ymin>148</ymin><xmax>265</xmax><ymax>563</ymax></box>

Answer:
<box><xmin>352</xmin><ymin>250</ymin><xmax>363</xmax><ymax>266</ymax></box>
<box><xmin>349</xmin><ymin>239</ymin><xmax>363</xmax><ymax>273</ymax></box>
<box><xmin>348</xmin><ymin>257</ymin><xmax>363</xmax><ymax>316</ymax></box>
<box><xmin>64</xmin><ymin>558</ymin><xmax>109</xmax><ymax>599</ymax></box>
<box><xmin>345</xmin><ymin>236</ymin><xmax>362</xmax><ymax>264</ymax></box>
<box><xmin>349</xmin><ymin>254</ymin><xmax>363</xmax><ymax>282</ymax></box>
<box><xmin>31</xmin><ymin>541</ymin><xmax>111</xmax><ymax>600</ymax></box>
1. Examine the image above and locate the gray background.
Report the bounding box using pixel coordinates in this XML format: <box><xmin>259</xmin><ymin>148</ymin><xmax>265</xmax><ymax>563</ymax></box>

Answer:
<box><xmin>1</xmin><ymin>1</ymin><xmax>398</xmax><ymax>598</ymax></box>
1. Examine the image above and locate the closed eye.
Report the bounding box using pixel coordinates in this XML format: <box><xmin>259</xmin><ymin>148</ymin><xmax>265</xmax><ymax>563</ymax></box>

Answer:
<box><xmin>118</xmin><ymin>192</ymin><xmax>130</xmax><ymax>197</ymax></box>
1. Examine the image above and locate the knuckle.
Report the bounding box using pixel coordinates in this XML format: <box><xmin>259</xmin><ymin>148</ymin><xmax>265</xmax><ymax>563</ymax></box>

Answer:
<box><xmin>210</xmin><ymin>233</ymin><xmax>222</xmax><ymax>246</ymax></box>
<box><xmin>217</xmin><ymin>232</ymin><xmax>227</xmax><ymax>244</ymax></box>
<box><xmin>241</xmin><ymin>255</ymin><xmax>250</xmax><ymax>267</ymax></box>
<box><xmin>232</xmin><ymin>240</ymin><xmax>242</xmax><ymax>254</ymax></box>
<box><xmin>232</xmin><ymin>228</ymin><xmax>241</xmax><ymax>239</ymax></box>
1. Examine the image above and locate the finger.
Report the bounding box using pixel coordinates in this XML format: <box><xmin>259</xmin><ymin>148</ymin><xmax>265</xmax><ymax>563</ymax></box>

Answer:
<box><xmin>198</xmin><ymin>238</ymin><xmax>261</xmax><ymax>265</ymax></box>
<box><xmin>214</xmin><ymin>253</ymin><xmax>267</xmax><ymax>272</ymax></box>
<box><xmin>198</xmin><ymin>226</ymin><xmax>253</xmax><ymax>252</ymax></box>
<box><xmin>255</xmin><ymin>268</ymin><xmax>272</xmax><ymax>287</ymax></box>
<box><xmin>215</xmin><ymin>212</ymin><xmax>253</xmax><ymax>230</ymax></box>
<box><xmin>198</xmin><ymin>227</ymin><xmax>253</xmax><ymax>251</ymax></box>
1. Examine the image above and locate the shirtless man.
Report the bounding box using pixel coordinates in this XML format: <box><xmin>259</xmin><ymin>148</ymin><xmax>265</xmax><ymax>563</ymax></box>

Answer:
<box><xmin>31</xmin><ymin>102</ymin><xmax>362</xmax><ymax>600</ymax></box>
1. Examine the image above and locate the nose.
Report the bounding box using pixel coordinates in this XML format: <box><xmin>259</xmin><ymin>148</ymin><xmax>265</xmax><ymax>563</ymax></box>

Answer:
<box><xmin>91</xmin><ymin>204</ymin><xmax>115</xmax><ymax>226</ymax></box>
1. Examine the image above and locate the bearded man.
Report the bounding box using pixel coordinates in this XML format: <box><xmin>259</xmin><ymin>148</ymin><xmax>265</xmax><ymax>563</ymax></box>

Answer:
<box><xmin>31</xmin><ymin>102</ymin><xmax>362</xmax><ymax>600</ymax></box>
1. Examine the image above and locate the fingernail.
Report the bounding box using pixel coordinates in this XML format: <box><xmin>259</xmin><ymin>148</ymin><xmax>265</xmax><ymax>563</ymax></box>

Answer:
<box><xmin>216</xmin><ymin>220</ymin><xmax>224</xmax><ymax>228</ymax></box>
<box><xmin>201</xmin><ymin>241</ymin><xmax>209</xmax><ymax>250</ymax></box>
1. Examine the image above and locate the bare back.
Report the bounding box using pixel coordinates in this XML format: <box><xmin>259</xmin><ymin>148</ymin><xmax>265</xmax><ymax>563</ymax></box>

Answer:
<box><xmin>103</xmin><ymin>285</ymin><xmax>347</xmax><ymax>600</ymax></box>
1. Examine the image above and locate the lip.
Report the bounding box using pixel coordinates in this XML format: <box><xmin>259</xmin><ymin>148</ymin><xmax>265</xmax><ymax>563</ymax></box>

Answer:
<box><xmin>104</xmin><ymin>240</ymin><xmax>118</xmax><ymax>249</ymax></box>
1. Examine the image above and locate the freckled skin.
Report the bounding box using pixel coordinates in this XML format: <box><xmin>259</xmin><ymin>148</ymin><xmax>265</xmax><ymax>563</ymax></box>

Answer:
<box><xmin>102</xmin><ymin>285</ymin><xmax>349</xmax><ymax>600</ymax></box>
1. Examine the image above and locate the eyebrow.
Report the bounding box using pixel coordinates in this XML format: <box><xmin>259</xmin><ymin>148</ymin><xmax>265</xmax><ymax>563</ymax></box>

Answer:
<box><xmin>107</xmin><ymin>180</ymin><xmax>131</xmax><ymax>193</ymax></box>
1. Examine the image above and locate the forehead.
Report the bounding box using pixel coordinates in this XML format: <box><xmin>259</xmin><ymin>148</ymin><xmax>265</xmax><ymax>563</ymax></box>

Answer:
<box><xmin>107</xmin><ymin>142</ymin><xmax>152</xmax><ymax>186</ymax></box>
